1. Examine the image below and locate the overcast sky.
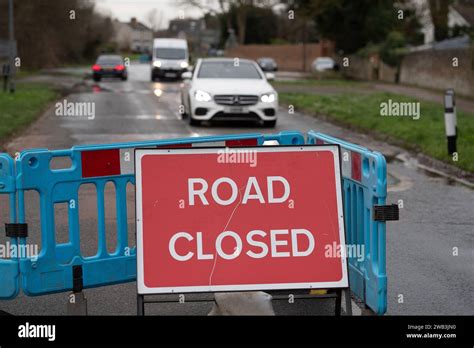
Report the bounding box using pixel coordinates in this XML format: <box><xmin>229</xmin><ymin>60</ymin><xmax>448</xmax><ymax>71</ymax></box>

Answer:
<box><xmin>95</xmin><ymin>0</ymin><xmax>208</xmax><ymax>29</ymax></box>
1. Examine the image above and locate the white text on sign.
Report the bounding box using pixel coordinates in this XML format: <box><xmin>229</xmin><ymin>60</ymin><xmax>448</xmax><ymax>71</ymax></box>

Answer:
<box><xmin>169</xmin><ymin>229</ymin><xmax>315</xmax><ymax>261</ymax></box>
<box><xmin>188</xmin><ymin>176</ymin><xmax>290</xmax><ymax>206</ymax></box>
<box><xmin>171</xmin><ymin>176</ymin><xmax>316</xmax><ymax>261</ymax></box>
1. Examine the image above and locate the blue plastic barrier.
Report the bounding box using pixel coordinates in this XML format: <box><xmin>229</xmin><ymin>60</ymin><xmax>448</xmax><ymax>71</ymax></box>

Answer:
<box><xmin>307</xmin><ymin>130</ymin><xmax>387</xmax><ymax>315</ymax></box>
<box><xmin>12</xmin><ymin>131</ymin><xmax>305</xmax><ymax>296</ymax></box>
<box><xmin>2</xmin><ymin>130</ymin><xmax>388</xmax><ymax>315</ymax></box>
<box><xmin>0</xmin><ymin>153</ymin><xmax>20</xmax><ymax>299</ymax></box>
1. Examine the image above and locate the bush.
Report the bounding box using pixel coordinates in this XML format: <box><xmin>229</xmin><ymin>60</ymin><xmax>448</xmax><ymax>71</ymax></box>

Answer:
<box><xmin>379</xmin><ymin>31</ymin><xmax>407</xmax><ymax>67</ymax></box>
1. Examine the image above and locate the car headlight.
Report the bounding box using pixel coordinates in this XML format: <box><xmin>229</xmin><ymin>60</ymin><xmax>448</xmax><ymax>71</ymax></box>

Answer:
<box><xmin>195</xmin><ymin>90</ymin><xmax>212</xmax><ymax>102</ymax></box>
<box><xmin>153</xmin><ymin>61</ymin><xmax>162</xmax><ymax>68</ymax></box>
<box><xmin>261</xmin><ymin>93</ymin><xmax>276</xmax><ymax>103</ymax></box>
<box><xmin>180</xmin><ymin>61</ymin><xmax>189</xmax><ymax>69</ymax></box>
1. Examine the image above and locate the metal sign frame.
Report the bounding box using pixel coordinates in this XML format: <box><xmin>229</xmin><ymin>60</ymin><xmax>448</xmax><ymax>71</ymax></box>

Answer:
<box><xmin>135</xmin><ymin>145</ymin><xmax>349</xmax><ymax>297</ymax></box>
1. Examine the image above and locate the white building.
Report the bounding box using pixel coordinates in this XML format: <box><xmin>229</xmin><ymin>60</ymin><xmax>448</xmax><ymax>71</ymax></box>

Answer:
<box><xmin>413</xmin><ymin>0</ymin><xmax>473</xmax><ymax>44</ymax></box>
<box><xmin>113</xmin><ymin>18</ymin><xmax>153</xmax><ymax>53</ymax></box>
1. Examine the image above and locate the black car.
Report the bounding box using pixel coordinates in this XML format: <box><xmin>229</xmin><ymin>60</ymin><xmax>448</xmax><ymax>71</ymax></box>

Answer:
<box><xmin>92</xmin><ymin>55</ymin><xmax>128</xmax><ymax>82</ymax></box>
<box><xmin>257</xmin><ymin>57</ymin><xmax>278</xmax><ymax>72</ymax></box>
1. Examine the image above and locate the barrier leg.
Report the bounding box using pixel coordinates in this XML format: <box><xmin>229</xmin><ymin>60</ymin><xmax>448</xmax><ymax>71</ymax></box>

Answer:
<box><xmin>335</xmin><ymin>289</ymin><xmax>342</xmax><ymax>316</ymax></box>
<box><xmin>137</xmin><ymin>294</ymin><xmax>145</xmax><ymax>316</ymax></box>
<box><xmin>66</xmin><ymin>291</ymin><xmax>88</xmax><ymax>315</ymax></box>
<box><xmin>343</xmin><ymin>288</ymin><xmax>353</xmax><ymax>316</ymax></box>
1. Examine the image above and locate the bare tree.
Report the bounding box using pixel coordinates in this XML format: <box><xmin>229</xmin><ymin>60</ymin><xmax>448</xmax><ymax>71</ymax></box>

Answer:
<box><xmin>145</xmin><ymin>8</ymin><xmax>164</xmax><ymax>32</ymax></box>
<box><xmin>0</xmin><ymin>0</ymin><xmax>114</xmax><ymax>69</ymax></box>
<box><xmin>174</xmin><ymin>0</ymin><xmax>279</xmax><ymax>44</ymax></box>
<box><xmin>175</xmin><ymin>0</ymin><xmax>225</xmax><ymax>15</ymax></box>
<box><xmin>428</xmin><ymin>0</ymin><xmax>452</xmax><ymax>41</ymax></box>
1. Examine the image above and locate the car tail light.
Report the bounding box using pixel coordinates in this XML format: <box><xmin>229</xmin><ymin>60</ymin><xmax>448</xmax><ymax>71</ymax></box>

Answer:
<box><xmin>92</xmin><ymin>64</ymin><xmax>101</xmax><ymax>71</ymax></box>
<box><xmin>115</xmin><ymin>65</ymin><xmax>125</xmax><ymax>71</ymax></box>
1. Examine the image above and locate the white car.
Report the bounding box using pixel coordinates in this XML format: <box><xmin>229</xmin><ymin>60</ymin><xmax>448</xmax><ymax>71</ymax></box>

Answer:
<box><xmin>181</xmin><ymin>58</ymin><xmax>278</xmax><ymax>127</ymax></box>
<box><xmin>311</xmin><ymin>57</ymin><xmax>336</xmax><ymax>72</ymax></box>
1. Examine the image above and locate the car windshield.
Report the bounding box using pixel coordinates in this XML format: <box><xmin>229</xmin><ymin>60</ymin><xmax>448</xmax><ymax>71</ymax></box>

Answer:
<box><xmin>316</xmin><ymin>58</ymin><xmax>333</xmax><ymax>64</ymax></box>
<box><xmin>155</xmin><ymin>48</ymin><xmax>186</xmax><ymax>60</ymax></box>
<box><xmin>97</xmin><ymin>56</ymin><xmax>122</xmax><ymax>65</ymax></box>
<box><xmin>198</xmin><ymin>61</ymin><xmax>262</xmax><ymax>79</ymax></box>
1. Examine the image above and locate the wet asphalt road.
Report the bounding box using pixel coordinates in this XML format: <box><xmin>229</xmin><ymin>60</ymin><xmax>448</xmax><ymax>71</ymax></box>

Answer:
<box><xmin>0</xmin><ymin>63</ymin><xmax>472</xmax><ymax>315</ymax></box>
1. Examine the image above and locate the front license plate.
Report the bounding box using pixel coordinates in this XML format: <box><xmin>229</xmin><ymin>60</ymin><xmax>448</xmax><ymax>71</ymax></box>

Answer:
<box><xmin>165</xmin><ymin>72</ymin><xmax>177</xmax><ymax>78</ymax></box>
<box><xmin>225</xmin><ymin>106</ymin><xmax>246</xmax><ymax>114</ymax></box>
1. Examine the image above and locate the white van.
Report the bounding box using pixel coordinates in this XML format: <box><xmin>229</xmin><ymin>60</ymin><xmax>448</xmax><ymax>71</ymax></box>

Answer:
<box><xmin>151</xmin><ymin>38</ymin><xmax>189</xmax><ymax>81</ymax></box>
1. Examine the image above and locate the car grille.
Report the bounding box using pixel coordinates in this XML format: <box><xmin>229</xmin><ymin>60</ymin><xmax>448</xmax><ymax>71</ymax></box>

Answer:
<box><xmin>214</xmin><ymin>95</ymin><xmax>259</xmax><ymax>106</ymax></box>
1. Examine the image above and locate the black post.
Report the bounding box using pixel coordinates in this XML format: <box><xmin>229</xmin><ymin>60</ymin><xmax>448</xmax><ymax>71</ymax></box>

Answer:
<box><xmin>444</xmin><ymin>89</ymin><xmax>457</xmax><ymax>155</ymax></box>
<box><xmin>3</xmin><ymin>64</ymin><xmax>9</xmax><ymax>92</ymax></box>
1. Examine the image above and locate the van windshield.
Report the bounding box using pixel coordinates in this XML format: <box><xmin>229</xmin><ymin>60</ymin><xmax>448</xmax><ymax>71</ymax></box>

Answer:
<box><xmin>155</xmin><ymin>48</ymin><xmax>186</xmax><ymax>60</ymax></box>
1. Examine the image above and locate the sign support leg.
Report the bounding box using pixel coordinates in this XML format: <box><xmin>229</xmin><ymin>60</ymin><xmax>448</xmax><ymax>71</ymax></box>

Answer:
<box><xmin>343</xmin><ymin>288</ymin><xmax>352</xmax><ymax>316</ymax></box>
<box><xmin>137</xmin><ymin>294</ymin><xmax>145</xmax><ymax>316</ymax></box>
<box><xmin>335</xmin><ymin>289</ymin><xmax>342</xmax><ymax>316</ymax></box>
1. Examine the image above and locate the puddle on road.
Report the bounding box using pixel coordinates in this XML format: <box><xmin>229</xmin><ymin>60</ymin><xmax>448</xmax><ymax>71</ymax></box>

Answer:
<box><xmin>92</xmin><ymin>85</ymin><xmax>103</xmax><ymax>93</ymax></box>
<box><xmin>87</xmin><ymin>83</ymin><xmax>180</xmax><ymax>95</ymax></box>
<box><xmin>88</xmin><ymin>84</ymin><xmax>112</xmax><ymax>93</ymax></box>
<box><xmin>416</xmin><ymin>167</ymin><xmax>462</xmax><ymax>187</ymax></box>
<box><xmin>384</xmin><ymin>155</ymin><xmax>413</xmax><ymax>192</ymax></box>
<box><xmin>386</xmin><ymin>152</ymin><xmax>473</xmax><ymax>189</ymax></box>
<box><xmin>387</xmin><ymin>173</ymin><xmax>398</xmax><ymax>186</ymax></box>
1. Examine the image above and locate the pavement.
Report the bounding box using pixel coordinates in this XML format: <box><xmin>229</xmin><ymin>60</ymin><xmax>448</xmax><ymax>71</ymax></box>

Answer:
<box><xmin>0</xmin><ymin>63</ymin><xmax>472</xmax><ymax>315</ymax></box>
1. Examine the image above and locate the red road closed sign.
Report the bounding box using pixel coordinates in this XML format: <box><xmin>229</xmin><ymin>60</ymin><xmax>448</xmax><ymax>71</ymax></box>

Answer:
<box><xmin>135</xmin><ymin>145</ymin><xmax>348</xmax><ymax>294</ymax></box>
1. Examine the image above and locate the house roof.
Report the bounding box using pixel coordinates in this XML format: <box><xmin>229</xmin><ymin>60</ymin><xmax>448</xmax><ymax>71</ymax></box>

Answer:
<box><xmin>129</xmin><ymin>20</ymin><xmax>151</xmax><ymax>31</ymax></box>
<box><xmin>168</xmin><ymin>19</ymin><xmax>203</xmax><ymax>33</ymax></box>
<box><xmin>453</xmin><ymin>2</ymin><xmax>474</xmax><ymax>27</ymax></box>
<box><xmin>409</xmin><ymin>35</ymin><xmax>470</xmax><ymax>52</ymax></box>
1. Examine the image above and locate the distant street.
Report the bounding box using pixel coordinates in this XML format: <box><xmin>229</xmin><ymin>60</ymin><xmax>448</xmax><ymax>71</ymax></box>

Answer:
<box><xmin>1</xmin><ymin>63</ymin><xmax>472</xmax><ymax>315</ymax></box>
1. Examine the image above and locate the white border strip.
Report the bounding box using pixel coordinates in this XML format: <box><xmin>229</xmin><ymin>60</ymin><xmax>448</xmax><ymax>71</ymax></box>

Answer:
<box><xmin>135</xmin><ymin>146</ymin><xmax>348</xmax><ymax>294</ymax></box>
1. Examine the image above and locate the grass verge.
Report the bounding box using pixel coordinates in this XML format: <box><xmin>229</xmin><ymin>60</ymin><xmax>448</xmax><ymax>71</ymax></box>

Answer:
<box><xmin>16</xmin><ymin>68</ymin><xmax>40</xmax><ymax>79</ymax></box>
<box><xmin>280</xmin><ymin>92</ymin><xmax>474</xmax><ymax>172</ymax></box>
<box><xmin>274</xmin><ymin>78</ymin><xmax>369</xmax><ymax>88</ymax></box>
<box><xmin>0</xmin><ymin>83</ymin><xmax>58</xmax><ymax>142</ymax></box>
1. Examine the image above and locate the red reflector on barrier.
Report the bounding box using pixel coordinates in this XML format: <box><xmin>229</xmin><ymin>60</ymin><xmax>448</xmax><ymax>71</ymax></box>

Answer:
<box><xmin>81</xmin><ymin>149</ymin><xmax>121</xmax><ymax>178</ymax></box>
<box><xmin>225</xmin><ymin>138</ymin><xmax>258</xmax><ymax>147</ymax></box>
<box><xmin>351</xmin><ymin>152</ymin><xmax>361</xmax><ymax>182</ymax></box>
